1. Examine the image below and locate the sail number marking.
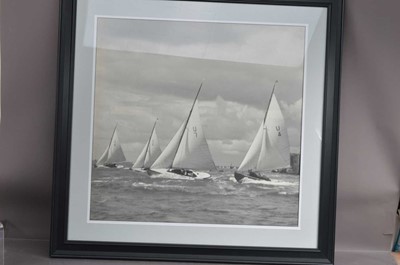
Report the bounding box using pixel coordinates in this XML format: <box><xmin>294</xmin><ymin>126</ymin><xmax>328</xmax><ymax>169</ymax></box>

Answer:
<box><xmin>265</xmin><ymin>126</ymin><xmax>282</xmax><ymax>136</ymax></box>
<box><xmin>276</xmin><ymin>126</ymin><xmax>281</xmax><ymax>136</ymax></box>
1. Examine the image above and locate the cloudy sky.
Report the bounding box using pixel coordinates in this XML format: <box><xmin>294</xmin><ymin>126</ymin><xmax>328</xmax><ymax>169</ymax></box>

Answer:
<box><xmin>92</xmin><ymin>18</ymin><xmax>305</xmax><ymax>167</ymax></box>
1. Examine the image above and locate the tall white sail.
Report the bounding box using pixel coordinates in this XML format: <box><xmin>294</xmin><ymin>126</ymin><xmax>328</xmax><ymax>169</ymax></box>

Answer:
<box><xmin>258</xmin><ymin>93</ymin><xmax>290</xmax><ymax>169</ymax></box>
<box><xmin>96</xmin><ymin>125</ymin><xmax>126</xmax><ymax>166</ymax></box>
<box><xmin>107</xmin><ymin>130</ymin><xmax>126</xmax><ymax>163</ymax></box>
<box><xmin>151</xmin><ymin>84</ymin><xmax>215</xmax><ymax>171</ymax></box>
<box><xmin>172</xmin><ymin>100</ymin><xmax>216</xmax><ymax>170</ymax></box>
<box><xmin>238</xmin><ymin>85</ymin><xmax>290</xmax><ymax>171</ymax></box>
<box><xmin>151</xmin><ymin>122</ymin><xmax>185</xmax><ymax>169</ymax></box>
<box><xmin>144</xmin><ymin>129</ymin><xmax>162</xmax><ymax>168</ymax></box>
<box><xmin>132</xmin><ymin>142</ymin><xmax>147</xmax><ymax>168</ymax></box>
<box><xmin>238</xmin><ymin>123</ymin><xmax>263</xmax><ymax>171</ymax></box>
<box><xmin>144</xmin><ymin>129</ymin><xmax>161</xmax><ymax>168</ymax></box>
<box><xmin>133</xmin><ymin>121</ymin><xmax>162</xmax><ymax>169</ymax></box>
<box><xmin>96</xmin><ymin>147</ymin><xmax>109</xmax><ymax>166</ymax></box>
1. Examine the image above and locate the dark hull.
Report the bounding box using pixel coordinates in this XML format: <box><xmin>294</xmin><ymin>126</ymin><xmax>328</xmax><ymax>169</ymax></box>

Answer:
<box><xmin>104</xmin><ymin>163</ymin><xmax>118</xmax><ymax>168</ymax></box>
<box><xmin>234</xmin><ymin>171</ymin><xmax>271</xmax><ymax>183</ymax></box>
<box><xmin>146</xmin><ymin>169</ymin><xmax>160</xmax><ymax>176</ymax></box>
<box><xmin>94</xmin><ymin>163</ymin><xmax>118</xmax><ymax>168</ymax></box>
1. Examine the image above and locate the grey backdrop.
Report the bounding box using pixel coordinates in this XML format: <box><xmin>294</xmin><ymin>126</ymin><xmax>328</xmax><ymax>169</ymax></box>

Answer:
<box><xmin>0</xmin><ymin>0</ymin><xmax>399</xmax><ymax>264</ymax></box>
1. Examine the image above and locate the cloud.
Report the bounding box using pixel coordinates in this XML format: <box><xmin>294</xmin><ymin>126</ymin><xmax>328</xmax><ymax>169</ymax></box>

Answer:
<box><xmin>287</xmin><ymin>127</ymin><xmax>301</xmax><ymax>153</ymax></box>
<box><xmin>280</xmin><ymin>99</ymin><xmax>303</xmax><ymax>124</ymax></box>
<box><xmin>92</xmin><ymin>19</ymin><xmax>305</xmax><ymax>164</ymax></box>
<box><xmin>208</xmin><ymin>139</ymin><xmax>253</xmax><ymax>166</ymax></box>
<box><xmin>95</xmin><ymin>48</ymin><xmax>304</xmax><ymax>108</ymax></box>
<box><xmin>278</xmin><ymin>99</ymin><xmax>303</xmax><ymax>150</ymax></box>
<box><xmin>97</xmin><ymin>18</ymin><xmax>305</xmax><ymax>67</ymax></box>
<box><xmin>200</xmin><ymin>96</ymin><xmax>263</xmax><ymax>142</ymax></box>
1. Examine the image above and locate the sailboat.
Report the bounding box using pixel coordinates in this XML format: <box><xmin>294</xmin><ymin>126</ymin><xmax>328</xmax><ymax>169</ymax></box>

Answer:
<box><xmin>95</xmin><ymin>123</ymin><xmax>126</xmax><ymax>168</ymax></box>
<box><xmin>131</xmin><ymin>119</ymin><xmax>162</xmax><ymax>172</ymax></box>
<box><xmin>234</xmin><ymin>81</ymin><xmax>291</xmax><ymax>183</ymax></box>
<box><xmin>150</xmin><ymin>83</ymin><xmax>216</xmax><ymax>179</ymax></box>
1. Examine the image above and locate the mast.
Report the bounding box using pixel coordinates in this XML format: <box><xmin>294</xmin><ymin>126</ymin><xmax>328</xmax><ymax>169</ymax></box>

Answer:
<box><xmin>150</xmin><ymin>82</ymin><xmax>215</xmax><ymax>170</ymax></box>
<box><xmin>263</xmin><ymin>80</ymin><xmax>278</xmax><ymax>123</ymax></box>
<box><xmin>170</xmin><ymin>83</ymin><xmax>202</xmax><ymax>168</ymax></box>
<box><xmin>143</xmin><ymin>119</ymin><xmax>158</xmax><ymax>168</ymax></box>
<box><xmin>237</xmin><ymin>80</ymin><xmax>283</xmax><ymax>171</ymax></box>
<box><xmin>256</xmin><ymin>81</ymin><xmax>290</xmax><ymax>170</ymax></box>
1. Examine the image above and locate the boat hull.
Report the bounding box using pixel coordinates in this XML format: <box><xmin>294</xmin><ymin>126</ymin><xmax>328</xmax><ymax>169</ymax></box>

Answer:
<box><xmin>95</xmin><ymin>163</ymin><xmax>124</xmax><ymax>169</ymax></box>
<box><xmin>234</xmin><ymin>171</ymin><xmax>271</xmax><ymax>183</ymax></box>
<box><xmin>131</xmin><ymin>168</ymin><xmax>148</xmax><ymax>173</ymax></box>
<box><xmin>149</xmin><ymin>168</ymin><xmax>211</xmax><ymax>180</ymax></box>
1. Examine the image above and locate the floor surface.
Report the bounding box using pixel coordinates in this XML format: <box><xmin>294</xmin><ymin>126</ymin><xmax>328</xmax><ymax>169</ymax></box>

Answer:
<box><xmin>3</xmin><ymin>239</ymin><xmax>397</xmax><ymax>265</ymax></box>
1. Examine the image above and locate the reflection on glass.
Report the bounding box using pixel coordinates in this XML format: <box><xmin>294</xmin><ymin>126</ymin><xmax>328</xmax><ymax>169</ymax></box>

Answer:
<box><xmin>0</xmin><ymin>222</ymin><xmax>3</xmax><ymax>265</ymax></box>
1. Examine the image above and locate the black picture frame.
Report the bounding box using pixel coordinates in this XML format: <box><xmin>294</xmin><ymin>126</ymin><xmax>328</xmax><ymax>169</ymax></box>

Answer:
<box><xmin>50</xmin><ymin>0</ymin><xmax>343</xmax><ymax>264</ymax></box>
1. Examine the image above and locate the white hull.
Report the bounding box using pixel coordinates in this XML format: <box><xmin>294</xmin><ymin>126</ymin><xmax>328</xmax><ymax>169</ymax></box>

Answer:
<box><xmin>149</xmin><ymin>168</ymin><xmax>211</xmax><ymax>180</ymax></box>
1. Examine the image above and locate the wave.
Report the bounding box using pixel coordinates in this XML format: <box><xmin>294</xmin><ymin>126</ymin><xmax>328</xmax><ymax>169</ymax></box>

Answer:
<box><xmin>278</xmin><ymin>191</ymin><xmax>299</xmax><ymax>196</ymax></box>
<box><xmin>131</xmin><ymin>182</ymin><xmax>205</xmax><ymax>195</ymax></box>
<box><xmin>149</xmin><ymin>174</ymin><xmax>195</xmax><ymax>181</ymax></box>
<box><xmin>95</xmin><ymin>168</ymin><xmax>299</xmax><ymax>198</ymax></box>
<box><xmin>92</xmin><ymin>167</ymin><xmax>300</xmax><ymax>225</ymax></box>
<box><xmin>240</xmin><ymin>178</ymin><xmax>297</xmax><ymax>187</ymax></box>
<box><xmin>131</xmin><ymin>181</ymin><xmax>245</xmax><ymax>197</ymax></box>
<box><xmin>92</xmin><ymin>180</ymin><xmax>110</xmax><ymax>183</ymax></box>
<box><xmin>266</xmin><ymin>190</ymin><xmax>300</xmax><ymax>197</ymax></box>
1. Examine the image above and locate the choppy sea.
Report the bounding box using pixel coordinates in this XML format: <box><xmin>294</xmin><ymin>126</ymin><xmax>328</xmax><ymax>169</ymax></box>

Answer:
<box><xmin>90</xmin><ymin>167</ymin><xmax>299</xmax><ymax>226</ymax></box>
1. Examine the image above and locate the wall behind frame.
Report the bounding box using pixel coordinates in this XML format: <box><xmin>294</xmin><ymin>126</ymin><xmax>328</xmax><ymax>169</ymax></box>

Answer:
<box><xmin>0</xmin><ymin>0</ymin><xmax>399</xmax><ymax>254</ymax></box>
<box><xmin>0</xmin><ymin>0</ymin><xmax>59</xmax><ymax>239</ymax></box>
<box><xmin>335</xmin><ymin>0</ymin><xmax>400</xmax><ymax>251</ymax></box>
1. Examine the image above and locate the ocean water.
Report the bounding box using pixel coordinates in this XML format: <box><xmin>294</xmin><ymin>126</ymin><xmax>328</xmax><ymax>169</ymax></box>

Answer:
<box><xmin>90</xmin><ymin>168</ymin><xmax>299</xmax><ymax>227</ymax></box>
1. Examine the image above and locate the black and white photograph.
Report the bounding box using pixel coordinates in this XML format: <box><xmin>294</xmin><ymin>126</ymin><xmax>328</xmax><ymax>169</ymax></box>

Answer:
<box><xmin>50</xmin><ymin>0</ymin><xmax>343</xmax><ymax>263</ymax></box>
<box><xmin>90</xmin><ymin>17</ymin><xmax>305</xmax><ymax>227</ymax></box>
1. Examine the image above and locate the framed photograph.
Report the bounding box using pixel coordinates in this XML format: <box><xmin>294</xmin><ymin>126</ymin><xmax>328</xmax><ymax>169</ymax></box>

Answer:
<box><xmin>50</xmin><ymin>0</ymin><xmax>343</xmax><ymax>264</ymax></box>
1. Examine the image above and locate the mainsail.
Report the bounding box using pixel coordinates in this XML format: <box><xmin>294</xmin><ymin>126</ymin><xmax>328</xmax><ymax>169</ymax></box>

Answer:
<box><xmin>238</xmin><ymin>81</ymin><xmax>290</xmax><ymax>171</ymax></box>
<box><xmin>96</xmin><ymin>124</ymin><xmax>126</xmax><ymax>166</ymax></box>
<box><xmin>151</xmin><ymin>84</ymin><xmax>216</xmax><ymax>170</ymax></box>
<box><xmin>132</xmin><ymin>119</ymin><xmax>162</xmax><ymax>169</ymax></box>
